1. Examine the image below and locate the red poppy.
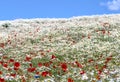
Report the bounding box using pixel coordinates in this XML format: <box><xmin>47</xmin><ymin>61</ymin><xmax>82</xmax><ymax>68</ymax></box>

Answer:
<box><xmin>98</xmin><ymin>70</ymin><xmax>102</xmax><ymax>75</ymax></box>
<box><xmin>80</xmin><ymin>70</ymin><xmax>85</xmax><ymax>75</ymax></box>
<box><xmin>2</xmin><ymin>56</ymin><xmax>8</xmax><ymax>59</ymax></box>
<box><xmin>25</xmin><ymin>56</ymin><xmax>31</xmax><ymax>61</ymax></box>
<box><xmin>14</xmin><ymin>62</ymin><xmax>20</xmax><ymax>68</ymax></box>
<box><xmin>106</xmin><ymin>57</ymin><xmax>112</xmax><ymax>62</ymax></box>
<box><xmin>0</xmin><ymin>71</ymin><xmax>2</xmax><ymax>75</ymax></box>
<box><xmin>36</xmin><ymin>72</ymin><xmax>40</xmax><ymax>74</ymax></box>
<box><xmin>68</xmin><ymin>78</ymin><xmax>74</xmax><ymax>82</ymax></box>
<box><xmin>8</xmin><ymin>68</ymin><xmax>12</xmax><ymax>71</ymax></box>
<box><xmin>75</xmin><ymin>61</ymin><xmax>82</xmax><ymax>68</ymax></box>
<box><xmin>21</xmin><ymin>76</ymin><xmax>26</xmax><ymax>82</ymax></box>
<box><xmin>38</xmin><ymin>63</ymin><xmax>42</xmax><ymax>67</ymax></box>
<box><xmin>27</xmin><ymin>67</ymin><xmax>36</xmax><ymax>72</ymax></box>
<box><xmin>0</xmin><ymin>78</ymin><xmax>5</xmax><ymax>82</ymax></box>
<box><xmin>102</xmin><ymin>30</ymin><xmax>106</xmax><ymax>34</ymax></box>
<box><xmin>9</xmin><ymin>59</ymin><xmax>14</xmax><ymax>63</ymax></box>
<box><xmin>10</xmin><ymin>73</ymin><xmax>16</xmax><ymax>78</ymax></box>
<box><xmin>29</xmin><ymin>63</ymin><xmax>32</xmax><ymax>67</ymax></box>
<box><xmin>14</xmin><ymin>67</ymin><xmax>19</xmax><ymax>70</ymax></box>
<box><xmin>3</xmin><ymin>63</ymin><xmax>8</xmax><ymax>68</ymax></box>
<box><xmin>0</xmin><ymin>61</ymin><xmax>3</xmax><ymax>65</ymax></box>
<box><xmin>43</xmin><ymin>62</ymin><xmax>50</xmax><ymax>67</ymax></box>
<box><xmin>41</xmin><ymin>71</ymin><xmax>50</xmax><ymax>77</ymax></box>
<box><xmin>102</xmin><ymin>65</ymin><xmax>107</xmax><ymax>69</ymax></box>
<box><xmin>95</xmin><ymin>65</ymin><xmax>98</xmax><ymax>69</ymax></box>
<box><xmin>61</xmin><ymin>63</ymin><xmax>67</xmax><ymax>72</ymax></box>
<box><xmin>0</xmin><ymin>43</ymin><xmax>5</xmax><ymax>48</ymax></box>
<box><xmin>51</xmin><ymin>55</ymin><xmax>56</xmax><ymax>59</ymax></box>
<box><xmin>49</xmin><ymin>61</ymin><xmax>53</xmax><ymax>64</ymax></box>
<box><xmin>53</xmin><ymin>65</ymin><xmax>57</xmax><ymax>68</ymax></box>
<box><xmin>88</xmin><ymin>59</ymin><xmax>94</xmax><ymax>63</ymax></box>
<box><xmin>105</xmin><ymin>56</ymin><xmax>112</xmax><ymax>64</ymax></box>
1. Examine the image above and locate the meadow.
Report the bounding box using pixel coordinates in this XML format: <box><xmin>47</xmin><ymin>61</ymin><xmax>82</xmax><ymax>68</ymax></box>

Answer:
<box><xmin>0</xmin><ymin>14</ymin><xmax>120</xmax><ymax>82</ymax></box>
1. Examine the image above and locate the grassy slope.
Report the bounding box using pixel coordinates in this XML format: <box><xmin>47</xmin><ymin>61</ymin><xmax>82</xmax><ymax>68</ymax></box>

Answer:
<box><xmin>0</xmin><ymin>14</ymin><xmax>120</xmax><ymax>82</ymax></box>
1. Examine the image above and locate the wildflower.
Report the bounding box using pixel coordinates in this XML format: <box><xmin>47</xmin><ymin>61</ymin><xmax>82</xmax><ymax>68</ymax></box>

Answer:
<box><xmin>102</xmin><ymin>65</ymin><xmax>107</xmax><ymax>70</ymax></box>
<box><xmin>14</xmin><ymin>67</ymin><xmax>19</xmax><ymax>70</ymax></box>
<box><xmin>27</xmin><ymin>67</ymin><xmax>36</xmax><ymax>72</ymax></box>
<box><xmin>61</xmin><ymin>63</ymin><xmax>67</xmax><ymax>72</ymax></box>
<box><xmin>98</xmin><ymin>70</ymin><xmax>102</xmax><ymax>75</ymax></box>
<box><xmin>14</xmin><ymin>62</ymin><xmax>20</xmax><ymax>68</ymax></box>
<box><xmin>34</xmin><ymin>75</ymin><xmax>40</xmax><ymax>79</ymax></box>
<box><xmin>41</xmin><ymin>52</ymin><xmax>45</xmax><ymax>56</ymax></box>
<box><xmin>0</xmin><ymin>61</ymin><xmax>3</xmax><ymax>65</ymax></box>
<box><xmin>29</xmin><ymin>63</ymin><xmax>32</xmax><ymax>67</ymax></box>
<box><xmin>108</xmin><ymin>31</ymin><xmax>110</xmax><ymax>35</ymax></box>
<box><xmin>49</xmin><ymin>61</ymin><xmax>53</xmax><ymax>64</ymax></box>
<box><xmin>82</xmin><ymin>35</ymin><xmax>85</xmax><ymax>39</ymax></box>
<box><xmin>8</xmin><ymin>68</ymin><xmax>12</xmax><ymax>71</ymax></box>
<box><xmin>46</xmin><ymin>49</ymin><xmax>51</xmax><ymax>53</ymax></box>
<box><xmin>7</xmin><ymin>40</ymin><xmax>11</xmax><ymax>44</ymax></box>
<box><xmin>25</xmin><ymin>56</ymin><xmax>31</xmax><ymax>61</ymax></box>
<box><xmin>3</xmin><ymin>63</ymin><xmax>8</xmax><ymax>68</ymax></box>
<box><xmin>105</xmin><ymin>56</ymin><xmax>112</xmax><ymax>64</ymax></box>
<box><xmin>0</xmin><ymin>71</ymin><xmax>2</xmax><ymax>75</ymax></box>
<box><xmin>21</xmin><ymin>76</ymin><xmax>26</xmax><ymax>82</ymax></box>
<box><xmin>95</xmin><ymin>65</ymin><xmax>98</xmax><ymax>69</ymax></box>
<box><xmin>88</xmin><ymin>59</ymin><xmax>94</xmax><ymax>63</ymax></box>
<box><xmin>0</xmin><ymin>53</ymin><xmax>3</xmax><ymax>56</ymax></box>
<box><xmin>43</xmin><ymin>62</ymin><xmax>50</xmax><ymax>67</ymax></box>
<box><xmin>106</xmin><ymin>56</ymin><xmax>112</xmax><ymax>62</ymax></box>
<box><xmin>53</xmin><ymin>65</ymin><xmax>56</xmax><ymax>68</ymax></box>
<box><xmin>51</xmin><ymin>55</ymin><xmax>56</xmax><ymax>59</ymax></box>
<box><xmin>38</xmin><ymin>63</ymin><xmax>42</xmax><ymax>67</ymax></box>
<box><xmin>81</xmin><ymin>74</ymin><xmax>88</xmax><ymax>80</ymax></box>
<box><xmin>10</xmin><ymin>73</ymin><xmax>16</xmax><ymax>78</ymax></box>
<box><xmin>96</xmin><ymin>75</ymin><xmax>100</xmax><ymax>80</ymax></box>
<box><xmin>101</xmin><ymin>29</ymin><xmax>106</xmax><ymax>34</ymax></box>
<box><xmin>68</xmin><ymin>78</ymin><xmax>74</xmax><ymax>82</ymax></box>
<box><xmin>0</xmin><ymin>78</ymin><xmax>5</xmax><ymax>82</ymax></box>
<box><xmin>36</xmin><ymin>72</ymin><xmax>40</xmax><ymax>75</ymax></box>
<box><xmin>75</xmin><ymin>61</ymin><xmax>82</xmax><ymax>68</ymax></box>
<box><xmin>9</xmin><ymin>59</ymin><xmax>14</xmax><ymax>63</ymax></box>
<box><xmin>80</xmin><ymin>70</ymin><xmax>85</xmax><ymax>75</ymax></box>
<box><xmin>0</xmin><ymin>43</ymin><xmax>5</xmax><ymax>48</ymax></box>
<box><xmin>2</xmin><ymin>56</ymin><xmax>8</xmax><ymax>59</ymax></box>
<box><xmin>41</xmin><ymin>71</ymin><xmax>50</xmax><ymax>77</ymax></box>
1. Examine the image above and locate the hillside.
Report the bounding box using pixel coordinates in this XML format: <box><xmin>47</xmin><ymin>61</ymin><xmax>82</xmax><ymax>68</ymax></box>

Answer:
<box><xmin>0</xmin><ymin>14</ymin><xmax>120</xmax><ymax>82</ymax></box>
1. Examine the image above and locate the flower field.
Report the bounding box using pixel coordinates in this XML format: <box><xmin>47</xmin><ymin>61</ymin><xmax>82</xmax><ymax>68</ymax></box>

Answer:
<box><xmin>0</xmin><ymin>14</ymin><xmax>120</xmax><ymax>82</ymax></box>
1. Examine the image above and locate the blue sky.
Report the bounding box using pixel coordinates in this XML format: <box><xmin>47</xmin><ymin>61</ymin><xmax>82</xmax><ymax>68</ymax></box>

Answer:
<box><xmin>0</xmin><ymin>0</ymin><xmax>120</xmax><ymax>20</ymax></box>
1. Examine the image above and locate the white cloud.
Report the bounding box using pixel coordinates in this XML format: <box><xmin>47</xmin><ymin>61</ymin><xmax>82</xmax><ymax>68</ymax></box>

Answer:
<box><xmin>101</xmin><ymin>0</ymin><xmax>120</xmax><ymax>11</ymax></box>
<box><xmin>107</xmin><ymin>0</ymin><xmax>120</xmax><ymax>10</ymax></box>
